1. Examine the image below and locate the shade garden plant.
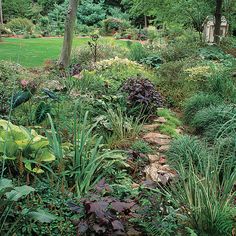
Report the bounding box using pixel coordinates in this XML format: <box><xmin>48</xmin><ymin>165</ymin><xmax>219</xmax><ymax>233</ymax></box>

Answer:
<box><xmin>1</xmin><ymin>3</ymin><xmax>236</xmax><ymax>234</ymax></box>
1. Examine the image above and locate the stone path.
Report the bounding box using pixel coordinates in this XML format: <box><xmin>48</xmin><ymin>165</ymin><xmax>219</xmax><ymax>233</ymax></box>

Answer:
<box><xmin>141</xmin><ymin>116</ymin><xmax>180</xmax><ymax>185</ymax></box>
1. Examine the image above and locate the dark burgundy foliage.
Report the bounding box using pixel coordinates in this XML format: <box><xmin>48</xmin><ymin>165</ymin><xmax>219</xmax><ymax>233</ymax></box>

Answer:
<box><xmin>121</xmin><ymin>77</ymin><xmax>163</xmax><ymax>115</ymax></box>
<box><xmin>67</xmin><ymin>180</ymin><xmax>139</xmax><ymax>235</ymax></box>
<box><xmin>70</xmin><ymin>63</ymin><xmax>82</xmax><ymax>76</ymax></box>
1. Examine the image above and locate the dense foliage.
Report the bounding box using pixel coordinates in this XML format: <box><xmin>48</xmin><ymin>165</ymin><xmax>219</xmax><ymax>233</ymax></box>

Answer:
<box><xmin>0</xmin><ymin>0</ymin><xmax>236</xmax><ymax>235</ymax></box>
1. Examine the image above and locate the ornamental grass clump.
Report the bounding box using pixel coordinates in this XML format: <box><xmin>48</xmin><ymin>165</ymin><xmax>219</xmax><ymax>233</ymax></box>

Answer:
<box><xmin>166</xmin><ymin>131</ymin><xmax>236</xmax><ymax>235</ymax></box>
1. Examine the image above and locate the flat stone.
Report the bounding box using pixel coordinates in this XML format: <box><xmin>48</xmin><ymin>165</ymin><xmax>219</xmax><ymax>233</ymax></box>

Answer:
<box><xmin>131</xmin><ymin>183</ymin><xmax>140</xmax><ymax>189</ymax></box>
<box><xmin>159</xmin><ymin>145</ymin><xmax>170</xmax><ymax>153</ymax></box>
<box><xmin>148</xmin><ymin>154</ymin><xmax>160</xmax><ymax>163</ymax></box>
<box><xmin>72</xmin><ymin>74</ymin><xmax>82</xmax><ymax>79</ymax></box>
<box><xmin>42</xmin><ymin>80</ymin><xmax>66</xmax><ymax>92</ymax></box>
<box><xmin>143</xmin><ymin>124</ymin><xmax>160</xmax><ymax>131</ymax></box>
<box><xmin>143</xmin><ymin>132</ymin><xmax>171</xmax><ymax>146</ymax></box>
<box><xmin>127</xmin><ymin>228</ymin><xmax>142</xmax><ymax>236</ymax></box>
<box><xmin>159</xmin><ymin>155</ymin><xmax>167</xmax><ymax>164</ymax></box>
<box><xmin>154</xmin><ymin>117</ymin><xmax>167</xmax><ymax>123</ymax></box>
<box><xmin>175</xmin><ymin>128</ymin><xmax>183</xmax><ymax>134</ymax></box>
<box><xmin>144</xmin><ymin>163</ymin><xmax>177</xmax><ymax>185</ymax></box>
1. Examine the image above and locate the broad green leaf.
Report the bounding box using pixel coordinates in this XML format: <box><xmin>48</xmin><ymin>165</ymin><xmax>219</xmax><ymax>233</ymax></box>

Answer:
<box><xmin>32</xmin><ymin>167</ymin><xmax>44</xmax><ymax>174</ymax></box>
<box><xmin>0</xmin><ymin>140</ymin><xmax>18</xmax><ymax>156</ymax></box>
<box><xmin>0</xmin><ymin>178</ymin><xmax>13</xmax><ymax>192</ymax></box>
<box><xmin>24</xmin><ymin>161</ymin><xmax>32</xmax><ymax>171</ymax></box>
<box><xmin>27</xmin><ymin>209</ymin><xmax>57</xmax><ymax>223</ymax></box>
<box><xmin>36</xmin><ymin>149</ymin><xmax>55</xmax><ymax>162</ymax></box>
<box><xmin>6</xmin><ymin>185</ymin><xmax>35</xmax><ymax>201</ymax></box>
<box><xmin>30</xmin><ymin>136</ymin><xmax>49</xmax><ymax>150</ymax></box>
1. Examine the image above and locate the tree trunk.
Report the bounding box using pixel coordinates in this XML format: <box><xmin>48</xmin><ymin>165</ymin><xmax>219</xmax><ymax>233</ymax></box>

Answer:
<box><xmin>58</xmin><ymin>0</ymin><xmax>79</xmax><ymax>68</ymax></box>
<box><xmin>214</xmin><ymin>0</ymin><xmax>223</xmax><ymax>44</ymax></box>
<box><xmin>144</xmin><ymin>15</ymin><xmax>148</xmax><ymax>28</ymax></box>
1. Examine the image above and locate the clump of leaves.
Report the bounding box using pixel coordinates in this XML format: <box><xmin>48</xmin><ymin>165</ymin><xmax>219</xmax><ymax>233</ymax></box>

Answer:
<box><xmin>122</xmin><ymin>77</ymin><xmax>163</xmax><ymax>115</ymax></box>
<box><xmin>68</xmin><ymin>179</ymin><xmax>139</xmax><ymax>235</ymax></box>
<box><xmin>131</xmin><ymin>140</ymin><xmax>153</xmax><ymax>154</ymax></box>
<box><xmin>140</xmin><ymin>55</ymin><xmax>163</xmax><ymax>69</ymax></box>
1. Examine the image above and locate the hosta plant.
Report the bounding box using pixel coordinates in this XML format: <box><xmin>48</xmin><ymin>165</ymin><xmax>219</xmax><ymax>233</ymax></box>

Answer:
<box><xmin>121</xmin><ymin>77</ymin><xmax>163</xmax><ymax>116</ymax></box>
<box><xmin>0</xmin><ymin>119</ymin><xmax>55</xmax><ymax>174</ymax></box>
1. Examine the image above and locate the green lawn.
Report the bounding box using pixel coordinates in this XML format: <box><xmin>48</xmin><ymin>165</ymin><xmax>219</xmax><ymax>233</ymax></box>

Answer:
<box><xmin>0</xmin><ymin>37</ymin><xmax>127</xmax><ymax>67</ymax></box>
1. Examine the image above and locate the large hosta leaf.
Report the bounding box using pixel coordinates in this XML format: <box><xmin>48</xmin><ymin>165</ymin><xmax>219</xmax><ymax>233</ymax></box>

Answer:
<box><xmin>0</xmin><ymin>140</ymin><xmax>18</xmax><ymax>156</ymax></box>
<box><xmin>30</xmin><ymin>136</ymin><xmax>49</xmax><ymax>151</ymax></box>
<box><xmin>0</xmin><ymin>120</ymin><xmax>31</xmax><ymax>146</ymax></box>
<box><xmin>36</xmin><ymin>148</ymin><xmax>55</xmax><ymax>162</ymax></box>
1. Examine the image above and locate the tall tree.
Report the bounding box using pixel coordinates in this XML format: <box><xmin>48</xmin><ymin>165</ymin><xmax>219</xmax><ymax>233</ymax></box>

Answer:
<box><xmin>58</xmin><ymin>0</ymin><xmax>79</xmax><ymax>68</ymax></box>
<box><xmin>214</xmin><ymin>0</ymin><xmax>223</xmax><ymax>44</ymax></box>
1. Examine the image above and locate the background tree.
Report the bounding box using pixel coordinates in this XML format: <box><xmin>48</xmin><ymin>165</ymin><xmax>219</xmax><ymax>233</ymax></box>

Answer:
<box><xmin>77</xmin><ymin>0</ymin><xmax>106</xmax><ymax>26</ymax></box>
<box><xmin>58</xmin><ymin>0</ymin><xmax>79</xmax><ymax>68</ymax></box>
<box><xmin>2</xmin><ymin>0</ymin><xmax>31</xmax><ymax>22</ymax></box>
<box><xmin>214</xmin><ymin>0</ymin><xmax>223</xmax><ymax>44</ymax></box>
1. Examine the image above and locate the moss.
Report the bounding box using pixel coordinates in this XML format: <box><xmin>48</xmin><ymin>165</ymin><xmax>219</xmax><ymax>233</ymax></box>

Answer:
<box><xmin>159</xmin><ymin>124</ymin><xmax>178</xmax><ymax>137</ymax></box>
<box><xmin>157</xmin><ymin>108</ymin><xmax>181</xmax><ymax>137</ymax></box>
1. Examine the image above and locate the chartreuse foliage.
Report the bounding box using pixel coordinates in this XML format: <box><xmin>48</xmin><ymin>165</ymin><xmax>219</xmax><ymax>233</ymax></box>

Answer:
<box><xmin>0</xmin><ymin>119</ymin><xmax>55</xmax><ymax>173</ymax></box>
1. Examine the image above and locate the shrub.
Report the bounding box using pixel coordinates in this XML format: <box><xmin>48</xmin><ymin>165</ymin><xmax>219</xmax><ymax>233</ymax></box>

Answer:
<box><xmin>122</xmin><ymin>76</ymin><xmax>163</xmax><ymax>116</ymax></box>
<box><xmin>76</xmin><ymin>24</ymin><xmax>95</xmax><ymax>36</ymax></box>
<box><xmin>102</xmin><ymin>17</ymin><xmax>131</xmax><ymax>35</ymax></box>
<box><xmin>140</xmin><ymin>55</ymin><xmax>163</xmax><ymax>69</ymax></box>
<box><xmin>183</xmin><ymin>93</ymin><xmax>223</xmax><ymax>124</ymax></box>
<box><xmin>0</xmin><ymin>24</ymin><xmax>12</xmax><ymax>35</ymax></box>
<box><xmin>6</xmin><ymin>18</ymin><xmax>34</xmax><ymax>35</ymax></box>
<box><xmin>199</xmin><ymin>46</ymin><xmax>233</xmax><ymax>61</ymax></box>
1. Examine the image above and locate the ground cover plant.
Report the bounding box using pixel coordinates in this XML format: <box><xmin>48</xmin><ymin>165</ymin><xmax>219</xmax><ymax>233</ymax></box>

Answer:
<box><xmin>0</xmin><ymin>0</ymin><xmax>236</xmax><ymax>235</ymax></box>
